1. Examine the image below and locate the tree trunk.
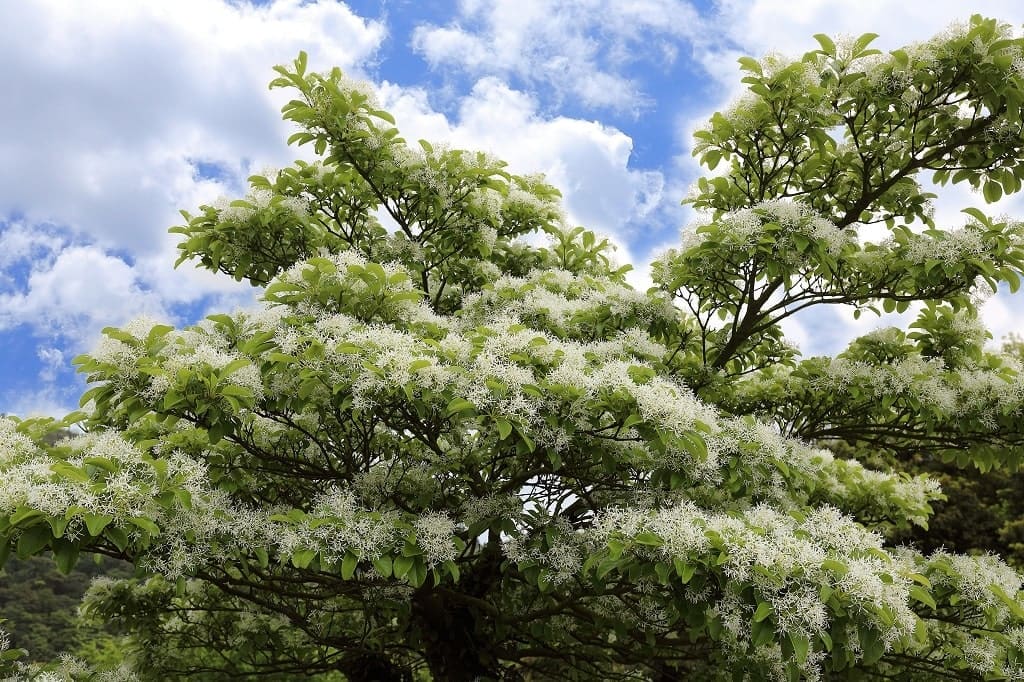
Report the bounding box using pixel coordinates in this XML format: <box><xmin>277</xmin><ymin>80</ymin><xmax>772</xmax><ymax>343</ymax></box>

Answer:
<box><xmin>412</xmin><ymin>545</ymin><xmax>505</xmax><ymax>681</ymax></box>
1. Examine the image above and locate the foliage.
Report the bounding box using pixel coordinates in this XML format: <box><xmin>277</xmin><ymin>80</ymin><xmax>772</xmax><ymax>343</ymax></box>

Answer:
<box><xmin>4</xmin><ymin>15</ymin><xmax>1024</xmax><ymax>680</ymax></box>
<box><xmin>0</xmin><ymin>555</ymin><xmax>131</xmax><ymax>663</ymax></box>
<box><xmin>882</xmin><ymin>333</ymin><xmax>1024</xmax><ymax>570</ymax></box>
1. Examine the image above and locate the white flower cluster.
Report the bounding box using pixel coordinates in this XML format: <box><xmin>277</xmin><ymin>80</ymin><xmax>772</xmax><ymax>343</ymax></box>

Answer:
<box><xmin>929</xmin><ymin>551</ymin><xmax>1023</xmax><ymax>615</ymax></box>
<box><xmin>717</xmin><ymin>94</ymin><xmax>770</xmax><ymax>138</ymax></box>
<box><xmin>213</xmin><ymin>188</ymin><xmax>308</xmax><ymax>225</ymax></box>
<box><xmin>2</xmin><ymin>654</ymin><xmax>139</xmax><ymax>682</ymax></box>
<box><xmin>507</xmin><ymin>186</ymin><xmax>562</xmax><ymax>222</ymax></box>
<box><xmin>860</xmin><ymin>18</ymin><xmax>1017</xmax><ymax>97</ymax></box>
<box><xmin>501</xmin><ymin>521</ymin><xmax>584</xmax><ymax>585</ymax></box>
<box><xmin>589</xmin><ymin>501</ymin><xmax>921</xmax><ymax>666</ymax></box>
<box><xmin>675</xmin><ymin>200</ymin><xmax>855</xmax><ymax>268</ymax></box>
<box><xmin>813</xmin><ymin>351</ymin><xmax>1024</xmax><ymax>422</ymax></box>
<box><xmin>0</xmin><ymin>428</ymin><xmax>154</xmax><ymax>524</ymax></box>
<box><xmin>413</xmin><ymin>512</ymin><xmax>459</xmax><ymax>567</ymax></box>
<box><xmin>374</xmin><ymin>232</ymin><xmax>425</xmax><ymax>265</ymax></box>
<box><xmin>462</xmin><ymin>268</ymin><xmax>679</xmax><ymax>340</ymax></box>
<box><xmin>273</xmin><ymin>251</ymin><xmax>422</xmax><ymax>322</ymax></box>
<box><xmin>901</xmin><ymin>224</ymin><xmax>989</xmax><ymax>266</ymax></box>
<box><xmin>352</xmin><ymin>458</ymin><xmax>439</xmax><ymax>508</ymax></box>
<box><xmin>0</xmin><ymin>419</ymin><xmax>38</xmax><ymax>466</ymax></box>
<box><xmin>461</xmin><ymin>493</ymin><xmax>522</xmax><ymax>529</ymax></box>
<box><xmin>0</xmin><ymin>423</ymin><xmax>247</xmax><ymax>579</ymax></box>
<box><xmin>468</xmin><ymin>187</ymin><xmax>504</xmax><ymax>224</ymax></box>
<box><xmin>143</xmin><ymin>331</ymin><xmax>264</xmax><ymax>406</ymax></box>
<box><xmin>251</xmin><ymin>281</ymin><xmax>948</xmax><ymax>516</ymax></box>
<box><xmin>259</xmin><ymin>488</ymin><xmax>402</xmax><ymax>568</ymax></box>
<box><xmin>302</xmin><ymin>315</ymin><xmax>458</xmax><ymax>411</ymax></box>
<box><xmin>82</xmin><ymin>317</ymin><xmax>169</xmax><ymax>393</ymax></box>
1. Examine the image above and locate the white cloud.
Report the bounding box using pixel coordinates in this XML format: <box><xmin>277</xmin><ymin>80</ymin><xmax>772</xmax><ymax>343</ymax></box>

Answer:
<box><xmin>0</xmin><ymin>0</ymin><xmax>673</xmax><ymax>359</ymax></box>
<box><xmin>778</xmin><ymin>316</ymin><xmax>810</xmax><ymax>352</ymax></box>
<box><xmin>0</xmin><ymin>0</ymin><xmax>384</xmax><ymax>343</ymax></box>
<box><xmin>982</xmin><ymin>291</ymin><xmax>1023</xmax><ymax>344</ymax></box>
<box><xmin>378</xmin><ymin>77</ymin><xmax>664</xmax><ymax>240</ymax></box>
<box><xmin>0</xmin><ymin>385</ymin><xmax>78</xmax><ymax>419</ymax></box>
<box><xmin>0</xmin><ymin>245</ymin><xmax>169</xmax><ymax>347</ymax></box>
<box><xmin>410</xmin><ymin>0</ymin><xmax>702</xmax><ymax>112</ymax></box>
<box><xmin>0</xmin><ymin>0</ymin><xmax>385</xmax><ymax>255</ymax></box>
<box><xmin>710</xmin><ymin>1</ymin><xmax>1024</xmax><ymax>62</ymax></box>
<box><xmin>36</xmin><ymin>347</ymin><xmax>65</xmax><ymax>383</ymax></box>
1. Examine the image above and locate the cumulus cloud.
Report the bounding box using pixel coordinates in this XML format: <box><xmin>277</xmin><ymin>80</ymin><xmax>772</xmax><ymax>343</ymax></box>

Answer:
<box><xmin>0</xmin><ymin>245</ymin><xmax>168</xmax><ymax>346</ymax></box>
<box><xmin>0</xmin><ymin>385</ymin><xmax>78</xmax><ymax>419</ymax></box>
<box><xmin>0</xmin><ymin>0</ymin><xmax>384</xmax><ymax>253</ymax></box>
<box><xmin>36</xmin><ymin>347</ymin><xmax>65</xmax><ymax>383</ymax></box>
<box><xmin>410</xmin><ymin>0</ymin><xmax>702</xmax><ymax>112</ymax></box>
<box><xmin>709</xmin><ymin>0</ymin><xmax>1024</xmax><ymax>64</ymax></box>
<box><xmin>0</xmin><ymin>0</ymin><xmax>383</xmax><ymax>346</ymax></box>
<box><xmin>377</xmin><ymin>76</ymin><xmax>664</xmax><ymax>240</ymax></box>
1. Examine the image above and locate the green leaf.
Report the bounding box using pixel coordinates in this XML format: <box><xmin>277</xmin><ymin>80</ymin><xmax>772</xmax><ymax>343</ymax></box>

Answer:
<box><xmin>634</xmin><ymin>532</ymin><xmax>664</xmax><ymax>547</ymax></box>
<box><xmin>822</xmin><ymin>559</ymin><xmax>848</xmax><ymax>577</ymax></box>
<box><xmin>751</xmin><ymin>618</ymin><xmax>775</xmax><ymax>648</ymax></box>
<box><xmin>408</xmin><ymin>358</ymin><xmax>432</xmax><ymax>372</ymax></box>
<box><xmin>851</xmin><ymin>32</ymin><xmax>880</xmax><ymax>56</ymax></box>
<box><xmin>83</xmin><ymin>513</ymin><xmax>112</xmax><ymax>537</ymax></box>
<box><xmin>292</xmin><ymin>549</ymin><xmax>317</xmax><ymax>569</ymax></box>
<box><xmin>984</xmin><ymin>180</ymin><xmax>1003</xmax><ymax>203</ymax></box>
<box><xmin>674</xmin><ymin>559</ymin><xmax>696</xmax><ymax>584</ymax></box>
<box><xmin>496</xmin><ymin>418</ymin><xmax>513</xmax><ymax>441</ymax></box>
<box><xmin>445</xmin><ymin>397</ymin><xmax>475</xmax><ymax>417</ymax></box>
<box><xmin>83</xmin><ymin>457</ymin><xmax>116</xmax><ymax>473</ymax></box>
<box><xmin>50</xmin><ymin>462</ymin><xmax>89</xmax><ymax>483</ymax></box>
<box><xmin>737</xmin><ymin>56</ymin><xmax>763</xmax><ymax>74</ymax></box>
<box><xmin>130</xmin><ymin>517</ymin><xmax>161</xmax><ymax>537</ymax></box>
<box><xmin>220</xmin><ymin>384</ymin><xmax>254</xmax><ymax>400</ymax></box>
<box><xmin>394</xmin><ymin>554</ymin><xmax>415</xmax><ymax>579</ymax></box>
<box><xmin>373</xmin><ymin>555</ymin><xmax>393</xmax><ymax>578</ymax></box>
<box><xmin>961</xmin><ymin>207</ymin><xmax>990</xmax><ymax>225</ymax></box>
<box><xmin>16</xmin><ymin>525</ymin><xmax>51</xmax><ymax>558</ymax></box>
<box><xmin>105</xmin><ymin>526</ymin><xmax>129</xmax><ymax>552</ymax></box>
<box><xmin>622</xmin><ymin>413</ymin><xmax>644</xmax><ymax>430</ymax></box>
<box><xmin>790</xmin><ymin>633</ymin><xmax>810</xmax><ymax>663</ymax></box>
<box><xmin>52</xmin><ymin>539</ymin><xmax>79</xmax><ymax>575</ymax></box>
<box><xmin>861</xmin><ymin>628</ymin><xmax>885</xmax><ymax>664</ymax></box>
<box><xmin>596</xmin><ymin>556</ymin><xmax>622</xmax><ymax>579</ymax></box>
<box><xmin>267</xmin><ymin>352</ymin><xmax>299</xmax><ymax>365</ymax></box>
<box><xmin>909</xmin><ymin>585</ymin><xmax>937</xmax><ymax>610</ymax></box>
<box><xmin>813</xmin><ymin>33</ymin><xmax>837</xmax><ymax>55</ymax></box>
<box><xmin>47</xmin><ymin>516</ymin><xmax>70</xmax><ymax>538</ymax></box>
<box><xmin>905</xmin><ymin>572</ymin><xmax>931</xmax><ymax>588</ymax></box>
<box><xmin>9</xmin><ymin>508</ymin><xmax>42</xmax><ymax>528</ymax></box>
<box><xmin>753</xmin><ymin>601</ymin><xmax>773</xmax><ymax>623</ymax></box>
<box><xmin>409</xmin><ymin>559</ymin><xmax>428</xmax><ymax>587</ymax></box>
<box><xmin>341</xmin><ymin>552</ymin><xmax>358</xmax><ymax>579</ymax></box>
<box><xmin>220</xmin><ymin>358</ymin><xmax>251</xmax><ymax>378</ymax></box>
<box><xmin>990</xmin><ymin>584</ymin><xmax>1024</xmax><ymax>619</ymax></box>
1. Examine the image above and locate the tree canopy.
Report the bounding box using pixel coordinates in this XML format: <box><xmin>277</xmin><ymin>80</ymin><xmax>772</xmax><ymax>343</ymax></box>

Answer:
<box><xmin>5</xmin><ymin>14</ymin><xmax>1024</xmax><ymax>681</ymax></box>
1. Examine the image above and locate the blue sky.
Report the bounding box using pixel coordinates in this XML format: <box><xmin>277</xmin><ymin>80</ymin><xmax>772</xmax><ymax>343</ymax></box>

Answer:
<box><xmin>3</xmin><ymin>0</ymin><xmax>1024</xmax><ymax>417</ymax></box>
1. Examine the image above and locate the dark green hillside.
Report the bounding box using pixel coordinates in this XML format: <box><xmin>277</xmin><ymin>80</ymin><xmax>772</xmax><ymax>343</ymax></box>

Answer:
<box><xmin>0</xmin><ymin>555</ymin><xmax>132</xmax><ymax>662</ymax></box>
